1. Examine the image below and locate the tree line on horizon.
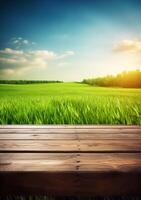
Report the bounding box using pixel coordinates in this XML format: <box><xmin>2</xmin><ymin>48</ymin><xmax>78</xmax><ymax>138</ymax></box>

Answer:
<box><xmin>82</xmin><ymin>70</ymin><xmax>141</xmax><ymax>88</ymax></box>
<box><xmin>0</xmin><ymin>80</ymin><xmax>63</xmax><ymax>84</ymax></box>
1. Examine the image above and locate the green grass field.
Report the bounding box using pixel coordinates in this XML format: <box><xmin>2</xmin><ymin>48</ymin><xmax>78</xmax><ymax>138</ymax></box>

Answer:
<box><xmin>0</xmin><ymin>82</ymin><xmax>141</xmax><ymax>124</ymax></box>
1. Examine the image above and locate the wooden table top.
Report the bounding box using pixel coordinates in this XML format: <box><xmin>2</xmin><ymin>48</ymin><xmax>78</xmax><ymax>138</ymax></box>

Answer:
<box><xmin>0</xmin><ymin>125</ymin><xmax>141</xmax><ymax>196</ymax></box>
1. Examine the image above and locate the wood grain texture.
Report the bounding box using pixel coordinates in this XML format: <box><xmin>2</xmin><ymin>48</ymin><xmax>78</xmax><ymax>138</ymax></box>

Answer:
<box><xmin>0</xmin><ymin>153</ymin><xmax>141</xmax><ymax>172</ymax></box>
<box><xmin>0</xmin><ymin>128</ymin><xmax>141</xmax><ymax>134</ymax></box>
<box><xmin>1</xmin><ymin>133</ymin><xmax>141</xmax><ymax>140</ymax></box>
<box><xmin>0</xmin><ymin>125</ymin><xmax>141</xmax><ymax>196</ymax></box>
<box><xmin>0</xmin><ymin>139</ymin><xmax>141</xmax><ymax>152</ymax></box>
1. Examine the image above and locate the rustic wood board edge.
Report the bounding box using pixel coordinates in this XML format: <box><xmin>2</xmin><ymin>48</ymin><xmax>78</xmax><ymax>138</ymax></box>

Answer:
<box><xmin>0</xmin><ymin>125</ymin><xmax>141</xmax><ymax>129</ymax></box>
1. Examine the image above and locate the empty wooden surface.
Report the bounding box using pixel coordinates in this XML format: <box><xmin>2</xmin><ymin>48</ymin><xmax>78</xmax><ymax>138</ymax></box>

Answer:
<box><xmin>0</xmin><ymin>125</ymin><xmax>141</xmax><ymax>196</ymax></box>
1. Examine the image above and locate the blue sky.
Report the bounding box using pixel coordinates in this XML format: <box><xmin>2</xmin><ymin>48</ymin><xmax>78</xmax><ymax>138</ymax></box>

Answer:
<box><xmin>0</xmin><ymin>0</ymin><xmax>141</xmax><ymax>80</ymax></box>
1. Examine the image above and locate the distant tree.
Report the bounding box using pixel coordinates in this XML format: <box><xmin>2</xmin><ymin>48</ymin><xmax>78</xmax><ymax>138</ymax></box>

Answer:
<box><xmin>82</xmin><ymin>70</ymin><xmax>141</xmax><ymax>88</ymax></box>
<box><xmin>0</xmin><ymin>80</ymin><xmax>63</xmax><ymax>84</ymax></box>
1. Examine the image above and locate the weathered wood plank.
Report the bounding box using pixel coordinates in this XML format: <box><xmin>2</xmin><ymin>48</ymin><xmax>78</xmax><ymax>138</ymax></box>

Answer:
<box><xmin>0</xmin><ymin>139</ymin><xmax>141</xmax><ymax>152</ymax></box>
<box><xmin>0</xmin><ymin>133</ymin><xmax>77</xmax><ymax>140</ymax></box>
<box><xmin>0</xmin><ymin>128</ymin><xmax>141</xmax><ymax>134</ymax></box>
<box><xmin>0</xmin><ymin>153</ymin><xmax>141</xmax><ymax>172</ymax></box>
<box><xmin>0</xmin><ymin>140</ymin><xmax>76</xmax><ymax>152</ymax></box>
<box><xmin>0</xmin><ymin>153</ymin><xmax>76</xmax><ymax>171</ymax></box>
<box><xmin>1</xmin><ymin>133</ymin><xmax>141</xmax><ymax>140</ymax></box>
<box><xmin>0</xmin><ymin>153</ymin><xmax>76</xmax><ymax>160</ymax></box>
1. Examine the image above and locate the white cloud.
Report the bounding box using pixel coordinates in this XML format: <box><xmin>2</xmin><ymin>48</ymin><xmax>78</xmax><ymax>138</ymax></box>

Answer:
<box><xmin>29</xmin><ymin>50</ymin><xmax>56</xmax><ymax>60</ymax></box>
<box><xmin>113</xmin><ymin>39</ymin><xmax>141</xmax><ymax>53</ymax></box>
<box><xmin>57</xmin><ymin>51</ymin><xmax>75</xmax><ymax>59</ymax></box>
<box><xmin>0</xmin><ymin>48</ymin><xmax>24</xmax><ymax>55</ymax></box>
<box><xmin>0</xmin><ymin>57</ymin><xmax>20</xmax><ymax>64</ymax></box>
<box><xmin>13</xmin><ymin>40</ymin><xmax>19</xmax><ymax>44</ymax></box>
<box><xmin>0</xmin><ymin>49</ymin><xmax>51</xmax><ymax>70</ymax></box>
<box><xmin>23</xmin><ymin>40</ymin><xmax>29</xmax><ymax>44</ymax></box>
<box><xmin>66</xmin><ymin>51</ymin><xmax>75</xmax><ymax>56</ymax></box>
<box><xmin>11</xmin><ymin>37</ymin><xmax>35</xmax><ymax>48</ymax></box>
<box><xmin>0</xmin><ymin>48</ymin><xmax>75</xmax><ymax>77</ymax></box>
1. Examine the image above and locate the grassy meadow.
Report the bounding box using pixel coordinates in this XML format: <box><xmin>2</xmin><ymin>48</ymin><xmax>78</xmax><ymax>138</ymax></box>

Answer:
<box><xmin>0</xmin><ymin>82</ymin><xmax>141</xmax><ymax>124</ymax></box>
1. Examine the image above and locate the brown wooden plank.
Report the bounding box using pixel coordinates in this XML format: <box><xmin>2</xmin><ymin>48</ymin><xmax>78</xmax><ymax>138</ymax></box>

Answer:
<box><xmin>0</xmin><ymin>128</ymin><xmax>141</xmax><ymax>134</ymax></box>
<box><xmin>0</xmin><ymin>133</ymin><xmax>77</xmax><ymax>140</ymax></box>
<box><xmin>0</xmin><ymin>153</ymin><xmax>141</xmax><ymax>172</ymax></box>
<box><xmin>79</xmin><ymin>139</ymin><xmax>141</xmax><ymax>152</ymax></box>
<box><xmin>0</xmin><ymin>153</ymin><xmax>76</xmax><ymax>171</ymax></box>
<box><xmin>0</xmin><ymin>153</ymin><xmax>77</xmax><ymax>161</ymax></box>
<box><xmin>0</xmin><ymin>140</ymin><xmax>77</xmax><ymax>152</ymax></box>
<box><xmin>0</xmin><ymin>133</ymin><xmax>141</xmax><ymax>140</ymax></box>
<box><xmin>0</xmin><ymin>139</ymin><xmax>141</xmax><ymax>152</ymax></box>
<box><xmin>78</xmin><ymin>153</ymin><xmax>141</xmax><ymax>172</ymax></box>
